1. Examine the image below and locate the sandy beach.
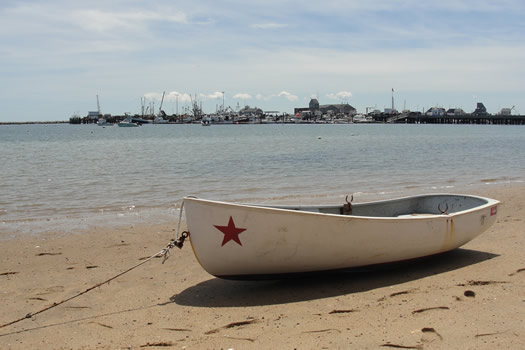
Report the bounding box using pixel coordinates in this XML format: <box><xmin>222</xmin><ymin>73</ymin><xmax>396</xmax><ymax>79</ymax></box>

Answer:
<box><xmin>1</xmin><ymin>185</ymin><xmax>524</xmax><ymax>349</ymax></box>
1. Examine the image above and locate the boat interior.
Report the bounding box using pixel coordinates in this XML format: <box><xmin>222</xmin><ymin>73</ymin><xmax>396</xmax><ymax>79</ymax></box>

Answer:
<box><xmin>275</xmin><ymin>194</ymin><xmax>490</xmax><ymax>217</ymax></box>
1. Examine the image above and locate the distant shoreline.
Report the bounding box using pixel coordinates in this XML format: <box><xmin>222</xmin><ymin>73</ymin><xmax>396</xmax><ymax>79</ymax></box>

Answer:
<box><xmin>2</xmin><ymin>116</ymin><xmax>525</xmax><ymax>125</ymax></box>
<box><xmin>0</xmin><ymin>121</ymin><xmax>68</xmax><ymax>125</ymax></box>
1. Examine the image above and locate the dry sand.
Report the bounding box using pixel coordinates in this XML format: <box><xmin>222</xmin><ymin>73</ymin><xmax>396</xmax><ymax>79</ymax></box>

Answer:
<box><xmin>1</xmin><ymin>185</ymin><xmax>524</xmax><ymax>349</ymax></box>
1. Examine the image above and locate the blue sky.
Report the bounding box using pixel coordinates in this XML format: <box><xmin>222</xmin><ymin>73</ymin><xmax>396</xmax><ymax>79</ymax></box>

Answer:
<box><xmin>1</xmin><ymin>0</ymin><xmax>524</xmax><ymax>122</ymax></box>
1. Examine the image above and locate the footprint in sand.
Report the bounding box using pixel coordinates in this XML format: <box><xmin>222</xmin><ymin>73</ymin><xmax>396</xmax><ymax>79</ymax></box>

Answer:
<box><xmin>421</xmin><ymin>327</ymin><xmax>443</xmax><ymax>343</ymax></box>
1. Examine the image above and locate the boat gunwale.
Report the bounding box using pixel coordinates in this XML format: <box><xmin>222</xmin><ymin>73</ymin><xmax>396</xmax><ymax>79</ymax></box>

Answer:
<box><xmin>183</xmin><ymin>193</ymin><xmax>500</xmax><ymax>220</ymax></box>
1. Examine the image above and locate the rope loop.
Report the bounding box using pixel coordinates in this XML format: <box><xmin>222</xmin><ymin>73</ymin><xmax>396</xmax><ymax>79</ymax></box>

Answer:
<box><xmin>174</xmin><ymin>231</ymin><xmax>189</xmax><ymax>248</ymax></box>
<box><xmin>438</xmin><ymin>202</ymin><xmax>449</xmax><ymax>215</ymax></box>
<box><xmin>343</xmin><ymin>194</ymin><xmax>354</xmax><ymax>215</ymax></box>
<box><xmin>160</xmin><ymin>231</ymin><xmax>189</xmax><ymax>264</ymax></box>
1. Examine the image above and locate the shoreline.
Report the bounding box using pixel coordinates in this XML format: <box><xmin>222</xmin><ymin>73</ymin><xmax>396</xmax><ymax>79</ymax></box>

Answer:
<box><xmin>0</xmin><ymin>121</ymin><xmax>68</xmax><ymax>125</ymax></box>
<box><xmin>3</xmin><ymin>117</ymin><xmax>525</xmax><ymax>126</ymax></box>
<box><xmin>1</xmin><ymin>183</ymin><xmax>524</xmax><ymax>349</ymax></box>
<box><xmin>1</xmin><ymin>180</ymin><xmax>522</xmax><ymax>241</ymax></box>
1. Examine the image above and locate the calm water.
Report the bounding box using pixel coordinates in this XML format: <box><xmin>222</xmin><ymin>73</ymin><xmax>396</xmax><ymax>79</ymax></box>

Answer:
<box><xmin>1</xmin><ymin>123</ymin><xmax>524</xmax><ymax>237</ymax></box>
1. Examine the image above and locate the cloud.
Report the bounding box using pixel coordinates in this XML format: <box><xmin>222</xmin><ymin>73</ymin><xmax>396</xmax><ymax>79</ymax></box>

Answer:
<box><xmin>254</xmin><ymin>91</ymin><xmax>299</xmax><ymax>102</ymax></box>
<box><xmin>233</xmin><ymin>93</ymin><xmax>252</xmax><ymax>99</ymax></box>
<box><xmin>277</xmin><ymin>91</ymin><xmax>298</xmax><ymax>102</ymax></box>
<box><xmin>71</xmin><ymin>7</ymin><xmax>188</xmax><ymax>33</ymax></box>
<box><xmin>166</xmin><ymin>91</ymin><xmax>192</xmax><ymax>103</ymax></box>
<box><xmin>326</xmin><ymin>91</ymin><xmax>353</xmax><ymax>100</ymax></box>
<box><xmin>251</xmin><ymin>22</ymin><xmax>288</xmax><ymax>29</ymax></box>
<box><xmin>5</xmin><ymin>4</ymin><xmax>188</xmax><ymax>35</ymax></box>
<box><xmin>200</xmin><ymin>91</ymin><xmax>224</xmax><ymax>100</ymax></box>
<box><xmin>143</xmin><ymin>91</ymin><xmax>194</xmax><ymax>103</ymax></box>
<box><xmin>143</xmin><ymin>92</ymin><xmax>164</xmax><ymax>101</ymax></box>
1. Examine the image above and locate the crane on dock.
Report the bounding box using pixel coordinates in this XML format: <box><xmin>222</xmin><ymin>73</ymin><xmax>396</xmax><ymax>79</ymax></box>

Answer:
<box><xmin>158</xmin><ymin>91</ymin><xmax>166</xmax><ymax>116</ymax></box>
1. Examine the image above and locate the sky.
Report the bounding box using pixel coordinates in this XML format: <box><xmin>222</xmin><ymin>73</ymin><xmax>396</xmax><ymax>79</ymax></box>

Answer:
<box><xmin>1</xmin><ymin>0</ymin><xmax>524</xmax><ymax>122</ymax></box>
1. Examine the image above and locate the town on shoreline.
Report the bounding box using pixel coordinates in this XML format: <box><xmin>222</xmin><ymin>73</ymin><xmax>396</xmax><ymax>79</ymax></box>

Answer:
<box><xmin>70</xmin><ymin>99</ymin><xmax>525</xmax><ymax>126</ymax></box>
<box><xmin>2</xmin><ymin>99</ymin><xmax>524</xmax><ymax>126</ymax></box>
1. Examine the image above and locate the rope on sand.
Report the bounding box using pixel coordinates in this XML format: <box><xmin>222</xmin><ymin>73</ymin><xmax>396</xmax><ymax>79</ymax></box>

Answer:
<box><xmin>0</xmin><ymin>232</ymin><xmax>189</xmax><ymax>330</ymax></box>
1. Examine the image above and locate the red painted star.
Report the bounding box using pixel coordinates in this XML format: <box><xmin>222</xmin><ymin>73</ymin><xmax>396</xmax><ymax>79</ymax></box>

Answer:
<box><xmin>214</xmin><ymin>216</ymin><xmax>246</xmax><ymax>246</ymax></box>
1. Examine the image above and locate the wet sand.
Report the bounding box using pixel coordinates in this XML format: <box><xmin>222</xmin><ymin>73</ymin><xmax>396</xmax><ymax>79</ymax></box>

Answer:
<box><xmin>1</xmin><ymin>184</ymin><xmax>524</xmax><ymax>349</ymax></box>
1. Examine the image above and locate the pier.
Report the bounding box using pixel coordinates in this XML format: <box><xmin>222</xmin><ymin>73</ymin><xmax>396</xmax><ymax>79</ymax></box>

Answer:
<box><xmin>381</xmin><ymin>113</ymin><xmax>525</xmax><ymax>125</ymax></box>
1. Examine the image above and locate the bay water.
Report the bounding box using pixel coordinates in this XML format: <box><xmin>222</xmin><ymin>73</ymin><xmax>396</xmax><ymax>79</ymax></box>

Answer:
<box><xmin>1</xmin><ymin>123</ymin><xmax>524</xmax><ymax>238</ymax></box>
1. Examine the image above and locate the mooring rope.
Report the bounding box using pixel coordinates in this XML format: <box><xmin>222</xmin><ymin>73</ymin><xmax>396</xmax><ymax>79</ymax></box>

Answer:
<box><xmin>0</xmin><ymin>225</ymin><xmax>189</xmax><ymax>331</ymax></box>
<box><xmin>176</xmin><ymin>198</ymin><xmax>186</xmax><ymax>240</ymax></box>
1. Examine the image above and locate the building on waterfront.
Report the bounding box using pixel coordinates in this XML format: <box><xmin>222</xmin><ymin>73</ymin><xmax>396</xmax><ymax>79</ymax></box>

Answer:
<box><xmin>384</xmin><ymin>108</ymin><xmax>398</xmax><ymax>115</ymax></box>
<box><xmin>425</xmin><ymin>107</ymin><xmax>446</xmax><ymax>116</ymax></box>
<box><xmin>294</xmin><ymin>98</ymin><xmax>356</xmax><ymax>118</ymax></box>
<box><xmin>446</xmin><ymin>108</ymin><xmax>466</xmax><ymax>116</ymax></box>
<box><xmin>309</xmin><ymin>98</ymin><xmax>320</xmax><ymax>113</ymax></box>
<box><xmin>499</xmin><ymin>107</ymin><xmax>515</xmax><ymax>116</ymax></box>
<box><xmin>320</xmin><ymin>103</ymin><xmax>356</xmax><ymax>115</ymax></box>
<box><xmin>87</xmin><ymin>111</ymin><xmax>101</xmax><ymax>122</ymax></box>
<box><xmin>472</xmin><ymin>102</ymin><xmax>488</xmax><ymax>116</ymax></box>
<box><xmin>239</xmin><ymin>105</ymin><xmax>263</xmax><ymax>117</ymax></box>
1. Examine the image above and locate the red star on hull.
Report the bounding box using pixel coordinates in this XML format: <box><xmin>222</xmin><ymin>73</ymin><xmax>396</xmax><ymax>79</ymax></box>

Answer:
<box><xmin>214</xmin><ymin>216</ymin><xmax>247</xmax><ymax>246</ymax></box>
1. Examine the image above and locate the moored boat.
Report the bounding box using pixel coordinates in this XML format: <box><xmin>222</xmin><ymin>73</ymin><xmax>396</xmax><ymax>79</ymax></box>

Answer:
<box><xmin>97</xmin><ymin>118</ymin><xmax>113</xmax><ymax>126</ymax></box>
<box><xmin>182</xmin><ymin>194</ymin><xmax>499</xmax><ymax>279</ymax></box>
<box><xmin>118</xmin><ymin>117</ymin><xmax>139</xmax><ymax>127</ymax></box>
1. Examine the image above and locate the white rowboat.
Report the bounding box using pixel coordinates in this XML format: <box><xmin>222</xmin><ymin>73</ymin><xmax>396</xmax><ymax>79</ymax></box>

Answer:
<box><xmin>183</xmin><ymin>194</ymin><xmax>499</xmax><ymax>279</ymax></box>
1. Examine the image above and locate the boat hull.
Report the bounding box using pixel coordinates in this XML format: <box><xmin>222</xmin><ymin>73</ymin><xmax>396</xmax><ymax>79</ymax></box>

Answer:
<box><xmin>117</xmin><ymin>122</ymin><xmax>138</xmax><ymax>127</ymax></box>
<box><xmin>183</xmin><ymin>194</ymin><xmax>499</xmax><ymax>278</ymax></box>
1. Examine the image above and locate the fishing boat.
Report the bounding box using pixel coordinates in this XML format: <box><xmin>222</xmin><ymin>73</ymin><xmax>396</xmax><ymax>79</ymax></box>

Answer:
<box><xmin>97</xmin><ymin>118</ymin><xmax>112</xmax><ymax>126</ymax></box>
<box><xmin>118</xmin><ymin>117</ymin><xmax>139</xmax><ymax>127</ymax></box>
<box><xmin>182</xmin><ymin>194</ymin><xmax>499</xmax><ymax>279</ymax></box>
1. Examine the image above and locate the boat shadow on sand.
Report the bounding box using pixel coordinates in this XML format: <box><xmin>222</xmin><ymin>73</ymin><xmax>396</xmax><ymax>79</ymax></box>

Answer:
<box><xmin>171</xmin><ymin>248</ymin><xmax>498</xmax><ymax>307</ymax></box>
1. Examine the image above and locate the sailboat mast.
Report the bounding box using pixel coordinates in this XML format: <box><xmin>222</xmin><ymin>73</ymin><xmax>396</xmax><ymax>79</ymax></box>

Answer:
<box><xmin>96</xmin><ymin>95</ymin><xmax>101</xmax><ymax>117</ymax></box>
<box><xmin>159</xmin><ymin>91</ymin><xmax>166</xmax><ymax>115</ymax></box>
